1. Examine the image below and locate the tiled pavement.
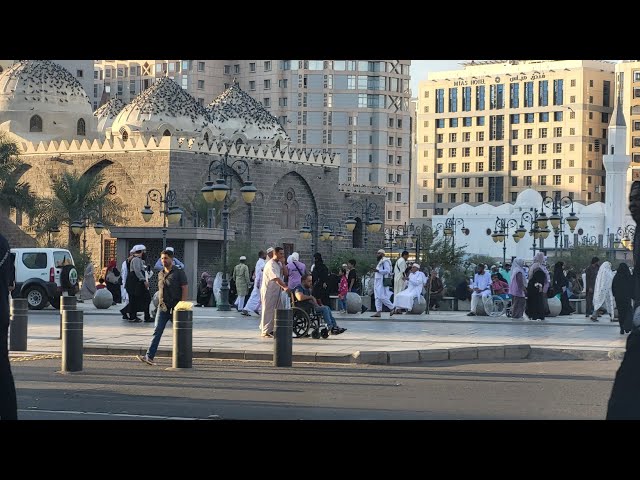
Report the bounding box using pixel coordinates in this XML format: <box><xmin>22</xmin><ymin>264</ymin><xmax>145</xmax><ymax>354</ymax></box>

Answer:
<box><xmin>10</xmin><ymin>303</ymin><xmax>629</xmax><ymax>364</ymax></box>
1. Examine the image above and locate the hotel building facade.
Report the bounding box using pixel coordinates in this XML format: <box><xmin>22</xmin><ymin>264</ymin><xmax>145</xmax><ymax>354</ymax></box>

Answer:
<box><xmin>414</xmin><ymin>60</ymin><xmax>616</xmax><ymax>217</ymax></box>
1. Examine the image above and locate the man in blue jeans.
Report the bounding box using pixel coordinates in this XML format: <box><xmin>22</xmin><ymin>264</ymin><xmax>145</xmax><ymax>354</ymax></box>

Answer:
<box><xmin>294</xmin><ymin>274</ymin><xmax>346</xmax><ymax>335</ymax></box>
<box><xmin>138</xmin><ymin>249</ymin><xmax>188</xmax><ymax>365</ymax></box>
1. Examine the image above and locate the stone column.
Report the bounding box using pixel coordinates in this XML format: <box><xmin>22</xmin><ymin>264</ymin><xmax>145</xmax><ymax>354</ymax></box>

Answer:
<box><xmin>183</xmin><ymin>239</ymin><xmax>198</xmax><ymax>300</ymax></box>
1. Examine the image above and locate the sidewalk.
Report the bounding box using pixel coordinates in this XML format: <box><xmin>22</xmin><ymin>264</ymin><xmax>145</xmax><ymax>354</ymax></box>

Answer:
<box><xmin>13</xmin><ymin>304</ymin><xmax>628</xmax><ymax>365</ymax></box>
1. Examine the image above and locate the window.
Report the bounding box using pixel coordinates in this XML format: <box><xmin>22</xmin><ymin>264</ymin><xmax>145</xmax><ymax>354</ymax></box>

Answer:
<box><xmin>463</xmin><ymin>132</ymin><xmax>470</xmax><ymax>142</ymax></box>
<box><xmin>511</xmin><ymin>114</ymin><xmax>520</xmax><ymax>124</ymax></box>
<box><xmin>389</xmin><ymin>118</ymin><xmax>394</xmax><ymax>128</ymax></box>
<box><xmin>570</xmin><ymin>111</ymin><xmax>575</xmax><ymax>119</ymax></box>
<box><xmin>448</xmin><ymin>87</ymin><xmax>458</xmax><ymax>112</ymax></box>
<box><xmin>435</xmin><ymin>88</ymin><xmax>445</xmax><ymax>113</ymax></box>
<box><xmin>476</xmin><ymin>116</ymin><xmax>485</xmax><ymax>126</ymax></box>
<box><xmin>448</xmin><ymin>163</ymin><xmax>457</xmax><ymax>173</ymax></box>
<box><xmin>525</xmin><ymin>113</ymin><xmax>534</xmax><ymax>123</ymax></box>
<box><xmin>476</xmin><ymin>147</ymin><xmax>484</xmax><ymax>156</ymax></box>
<box><xmin>571</xmin><ymin>79</ymin><xmax>576</xmax><ymax>87</ymax></box>
<box><xmin>437</xmin><ymin>134</ymin><xmax>444</xmax><ymax>143</ymax></box>
<box><xmin>463</xmin><ymin>178</ymin><xmax>470</xmax><ymax>187</ymax></box>
<box><xmin>249</xmin><ymin>81</ymin><xmax>256</xmax><ymax>90</ymax></box>
<box><xmin>525</xmin><ymin>145</ymin><xmax>532</xmax><ymax>155</ymax></box>
<box><xmin>422</xmin><ymin>194</ymin><xmax>428</xmax><ymax>202</ymax></box>
<box><xmin>196</xmin><ymin>61</ymin><xmax>206</xmax><ymax>72</ymax></box>
<box><xmin>588</xmin><ymin>127</ymin><xmax>593</xmax><ymax>136</ymax></box>
<box><xmin>388</xmin><ymin>136</ymin><xmax>394</xmax><ymax>146</ymax></box>
<box><xmin>437</xmin><ymin>194</ymin><xmax>443</xmax><ymax>203</ymax></box>
<box><xmin>449</xmin><ymin>178</ymin><xmax>457</xmax><ymax>188</ymax></box>
<box><xmin>512</xmin><ymin>145</ymin><xmax>518</xmax><ymax>155</ymax></box>
<box><xmin>397</xmin><ymin>137</ymin><xmax>402</xmax><ymax>147</ymax></box>
<box><xmin>197</xmin><ymin>80</ymin><xmax>204</xmax><ymax>90</ymax></box>
<box><xmin>29</xmin><ymin>115</ymin><xmax>42</xmax><ymax>132</ymax></box>
<box><xmin>234</xmin><ymin>64</ymin><xmax>240</xmax><ymax>74</ymax></box>
<box><xmin>588</xmin><ymin>176</ymin><xmax>593</xmax><ymax>184</ymax></box>
<box><xmin>553</xmin><ymin>79</ymin><xmax>563</xmax><ymax>105</ymax></box>
<box><xmin>76</xmin><ymin>69</ymin><xmax>83</xmax><ymax>78</ymax></box>
<box><xmin>449</xmin><ymin>193</ymin><xmax>457</xmax><ymax>203</ymax></box>
<box><xmin>396</xmin><ymin>193</ymin><xmax>402</xmax><ymax>202</ymax></box>
<box><xmin>512</xmin><ymin>130</ymin><xmax>519</xmax><ymax>140</ymax></box>
<box><xmin>263</xmin><ymin>97</ymin><xmax>270</xmax><ymax>107</ymax></box>
<box><xmin>279</xmin><ymin>97</ymin><xmax>288</xmax><ymax>107</ymax></box>
<box><xmin>539</xmin><ymin>112</ymin><xmax>549</xmax><ymax>122</ymax></box>
<box><xmin>264</xmin><ymin>79</ymin><xmax>271</xmax><ymax>89</ymax></box>
<box><xmin>553</xmin><ymin>175</ymin><xmax>561</xmax><ymax>185</ymax></box>
<box><xmin>463</xmin><ymin>117</ymin><xmax>472</xmax><ymax>127</ymax></box>
<box><xmin>388</xmin><ymin>173</ymin><xmax>394</xmax><ymax>183</ymax></box>
<box><xmin>422</xmin><ymin>181</ymin><xmax>428</xmax><ymax>188</ymax></box>
<box><xmin>554</xmin><ymin>111</ymin><xmax>563</xmax><ymax>121</ymax></box>
<box><xmin>264</xmin><ymin>61</ymin><xmax>272</xmax><ymax>71</ymax></box>
<box><xmin>437</xmin><ymin>179</ymin><xmax>443</xmax><ymax>188</ymax></box>
<box><xmin>387</xmin><ymin>211</ymin><xmax>393</xmax><ymax>220</ymax></box>
<box><xmin>524</xmin><ymin>176</ymin><xmax>532</xmax><ymax>186</ymax></box>
<box><xmin>553</xmin><ymin>143</ymin><xmax>562</xmax><ymax>153</ymax></box>
<box><xmin>539</xmin><ymin>144</ymin><xmax>547</xmax><ymax>154</ymax></box>
<box><xmin>488</xmin><ymin>177</ymin><xmax>504</xmax><ymax>202</ymax></box>
<box><xmin>512</xmin><ymin>192</ymin><xmax>518</xmax><ymax>202</ymax></box>
<box><xmin>449</xmin><ymin>133</ymin><xmax>457</xmax><ymax>142</ymax></box>
<box><xmin>388</xmin><ymin>155</ymin><xmax>394</xmax><ymax>165</ymax></box>
<box><xmin>76</xmin><ymin>118</ymin><xmax>85</xmax><ymax>136</ymax></box>
<box><xmin>397</xmin><ymin>156</ymin><xmax>402</xmax><ymax>165</ymax></box>
<box><xmin>524</xmin><ymin>82</ymin><xmax>534</xmax><ymax>107</ymax></box>
<box><xmin>525</xmin><ymin>129</ymin><xmax>533</xmax><ymax>139</ymax></box>
<box><xmin>570</xmin><ymin>95</ymin><xmax>576</xmax><ymax>103</ymax></box>
<box><xmin>554</xmin><ymin>127</ymin><xmax>562</xmax><ymax>137</ymax></box>
<box><xmin>398</xmin><ymin>119</ymin><xmax>402</xmax><ymax>129</ymax></box>
<box><xmin>463</xmin><ymin>147</ymin><xmax>470</xmax><ymax>157</ymax></box>
<box><xmin>437</xmin><ymin>149</ymin><xmax>443</xmax><ymax>159</ymax></box>
<box><xmin>511</xmin><ymin>161</ymin><xmax>518</xmax><ymax>170</ymax></box>
<box><xmin>554</xmin><ymin>159</ymin><xmax>562</xmax><ymax>169</ymax></box>
<box><xmin>462</xmin><ymin>162</ymin><xmax>470</xmax><ymax>172</ymax></box>
<box><xmin>463</xmin><ymin>193</ymin><xmax>470</xmax><ymax>202</ymax></box>
<box><xmin>489</xmin><ymin>83</ymin><xmax>504</xmax><ymax>109</ymax></box>
<box><xmin>476</xmin><ymin>86</ymin><xmax>485</xmax><ymax>111</ymax></box>
<box><xmin>539</xmin><ymin>175</ymin><xmax>547</xmax><ymax>185</ymax></box>
<box><xmin>569</xmin><ymin>176</ymin><xmax>574</xmax><ymax>183</ymax></box>
<box><xmin>476</xmin><ymin>193</ymin><xmax>484</xmax><ymax>202</ymax></box>
<box><xmin>449</xmin><ymin>148</ymin><xmax>457</xmax><ymax>158</ymax></box>
<box><xmin>396</xmin><ymin>174</ymin><xmax>401</xmax><ymax>183</ymax></box>
<box><xmin>539</xmin><ymin>128</ymin><xmax>548</xmax><ymax>138</ymax></box>
<box><xmin>524</xmin><ymin>160</ymin><xmax>532</xmax><ymax>170</ymax></box>
<box><xmin>462</xmin><ymin>86</ymin><xmax>472</xmax><ymax>111</ymax></box>
<box><xmin>510</xmin><ymin>83</ymin><xmax>519</xmax><ymax>108</ymax></box>
<box><xmin>449</xmin><ymin>118</ymin><xmax>458</xmax><ymax>128</ymax></box>
<box><xmin>538</xmin><ymin>80</ymin><xmax>548</xmax><ymax>106</ymax></box>
<box><xmin>224</xmin><ymin>65</ymin><xmax>230</xmax><ymax>74</ymax></box>
<box><xmin>22</xmin><ymin>252</ymin><xmax>47</xmax><ymax>269</ymax></box>
<box><xmin>512</xmin><ymin>176</ymin><xmax>518</xmax><ymax>186</ymax></box>
<box><xmin>476</xmin><ymin>162</ymin><xmax>484</xmax><ymax>172</ymax></box>
<box><xmin>538</xmin><ymin>159</ymin><xmax>547</xmax><ymax>169</ymax></box>
<box><xmin>477</xmin><ymin>177</ymin><xmax>484</xmax><ymax>187</ymax></box>
<box><xmin>476</xmin><ymin>132</ymin><xmax>484</xmax><ymax>141</ymax></box>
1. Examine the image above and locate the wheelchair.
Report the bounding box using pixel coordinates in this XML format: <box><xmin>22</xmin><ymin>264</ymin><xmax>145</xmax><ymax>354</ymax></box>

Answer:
<box><xmin>290</xmin><ymin>293</ymin><xmax>330</xmax><ymax>339</ymax></box>
<box><xmin>486</xmin><ymin>291</ymin><xmax>512</xmax><ymax>317</ymax></box>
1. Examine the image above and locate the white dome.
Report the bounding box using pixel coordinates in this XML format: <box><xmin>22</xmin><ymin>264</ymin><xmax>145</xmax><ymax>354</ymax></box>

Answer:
<box><xmin>112</xmin><ymin>77</ymin><xmax>210</xmax><ymax>137</ymax></box>
<box><xmin>207</xmin><ymin>82</ymin><xmax>290</xmax><ymax>145</ymax></box>
<box><xmin>0</xmin><ymin>60</ymin><xmax>94</xmax><ymax>140</ymax></box>
<box><xmin>448</xmin><ymin>203</ymin><xmax>473</xmax><ymax>215</ymax></box>
<box><xmin>94</xmin><ymin>98</ymin><xmax>126</xmax><ymax>132</ymax></box>
<box><xmin>514</xmin><ymin>189</ymin><xmax>543</xmax><ymax>208</ymax></box>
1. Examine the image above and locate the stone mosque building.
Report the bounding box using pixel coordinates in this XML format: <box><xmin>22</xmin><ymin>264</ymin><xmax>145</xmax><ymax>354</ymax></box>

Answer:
<box><xmin>0</xmin><ymin>60</ymin><xmax>384</xmax><ymax>295</ymax></box>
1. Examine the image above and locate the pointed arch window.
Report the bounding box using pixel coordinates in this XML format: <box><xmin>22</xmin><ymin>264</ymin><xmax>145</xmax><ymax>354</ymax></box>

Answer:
<box><xmin>119</xmin><ymin>127</ymin><xmax>128</xmax><ymax>141</ymax></box>
<box><xmin>77</xmin><ymin>118</ymin><xmax>86</xmax><ymax>136</ymax></box>
<box><xmin>281</xmin><ymin>189</ymin><xmax>298</xmax><ymax>230</ymax></box>
<box><xmin>30</xmin><ymin>115</ymin><xmax>42</xmax><ymax>132</ymax></box>
<box><xmin>163</xmin><ymin>129</ymin><xmax>171</xmax><ymax>136</ymax></box>
<box><xmin>235</xmin><ymin>137</ymin><xmax>244</xmax><ymax>145</ymax></box>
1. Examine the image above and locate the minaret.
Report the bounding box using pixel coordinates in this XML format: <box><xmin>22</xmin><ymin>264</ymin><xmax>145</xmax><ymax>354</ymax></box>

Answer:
<box><xmin>603</xmin><ymin>71</ymin><xmax>630</xmax><ymax>236</ymax></box>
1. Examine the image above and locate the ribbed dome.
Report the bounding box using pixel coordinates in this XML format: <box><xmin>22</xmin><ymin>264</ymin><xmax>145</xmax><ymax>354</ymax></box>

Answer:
<box><xmin>207</xmin><ymin>82</ymin><xmax>289</xmax><ymax>144</ymax></box>
<box><xmin>0</xmin><ymin>60</ymin><xmax>92</xmax><ymax>115</ymax></box>
<box><xmin>94</xmin><ymin>98</ymin><xmax>126</xmax><ymax>131</ymax></box>
<box><xmin>111</xmin><ymin>77</ymin><xmax>210</xmax><ymax>136</ymax></box>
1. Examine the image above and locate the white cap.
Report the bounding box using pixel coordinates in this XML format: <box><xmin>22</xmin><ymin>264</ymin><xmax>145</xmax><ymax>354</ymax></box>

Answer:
<box><xmin>131</xmin><ymin>244</ymin><xmax>146</xmax><ymax>253</ymax></box>
<box><xmin>266</xmin><ymin>247</ymin><xmax>274</xmax><ymax>254</ymax></box>
<box><xmin>412</xmin><ymin>263</ymin><xmax>420</xmax><ymax>269</ymax></box>
<box><xmin>165</xmin><ymin>246</ymin><xmax>174</xmax><ymax>253</ymax></box>
<box><xmin>239</xmin><ymin>256</ymin><xmax>247</xmax><ymax>261</ymax></box>
<box><xmin>377</xmin><ymin>249</ymin><xmax>386</xmax><ymax>254</ymax></box>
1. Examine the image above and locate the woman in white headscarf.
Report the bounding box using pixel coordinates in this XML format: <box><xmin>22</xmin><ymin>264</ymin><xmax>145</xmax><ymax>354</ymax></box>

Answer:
<box><xmin>79</xmin><ymin>262</ymin><xmax>96</xmax><ymax>300</ymax></box>
<box><xmin>213</xmin><ymin>272</ymin><xmax>223</xmax><ymax>305</ymax></box>
<box><xmin>591</xmin><ymin>261</ymin><xmax>616</xmax><ymax>322</ymax></box>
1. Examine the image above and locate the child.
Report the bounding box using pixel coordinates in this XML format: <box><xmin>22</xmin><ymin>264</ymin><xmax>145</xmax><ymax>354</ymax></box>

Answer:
<box><xmin>491</xmin><ymin>273</ymin><xmax>509</xmax><ymax>298</ymax></box>
<box><xmin>96</xmin><ymin>277</ymin><xmax>106</xmax><ymax>290</ymax></box>
<box><xmin>338</xmin><ymin>267</ymin><xmax>348</xmax><ymax>313</ymax></box>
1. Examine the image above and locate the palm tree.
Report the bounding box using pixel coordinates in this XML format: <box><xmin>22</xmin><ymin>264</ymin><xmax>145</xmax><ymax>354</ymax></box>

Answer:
<box><xmin>35</xmin><ymin>170</ymin><xmax>127</xmax><ymax>247</ymax></box>
<box><xmin>0</xmin><ymin>132</ymin><xmax>38</xmax><ymax>217</ymax></box>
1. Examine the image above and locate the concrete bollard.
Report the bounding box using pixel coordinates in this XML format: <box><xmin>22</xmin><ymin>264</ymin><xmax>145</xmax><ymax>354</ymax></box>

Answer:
<box><xmin>273</xmin><ymin>309</ymin><xmax>293</xmax><ymax>367</ymax></box>
<box><xmin>61</xmin><ymin>309</ymin><xmax>83</xmax><ymax>372</ymax></box>
<box><xmin>9</xmin><ymin>298</ymin><xmax>29</xmax><ymax>351</ymax></box>
<box><xmin>172</xmin><ymin>309</ymin><xmax>193</xmax><ymax>369</ymax></box>
<box><xmin>59</xmin><ymin>295</ymin><xmax>77</xmax><ymax>340</ymax></box>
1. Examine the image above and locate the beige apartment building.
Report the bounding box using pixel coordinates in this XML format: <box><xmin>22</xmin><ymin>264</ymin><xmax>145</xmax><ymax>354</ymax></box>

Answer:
<box><xmin>616</xmin><ymin>61</ymin><xmax>640</xmax><ymax>189</ymax></box>
<box><xmin>414</xmin><ymin>60</ymin><xmax>615</xmax><ymax>218</ymax></box>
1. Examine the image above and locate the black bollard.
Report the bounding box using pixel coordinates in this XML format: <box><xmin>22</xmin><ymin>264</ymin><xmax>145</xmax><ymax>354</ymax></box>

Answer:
<box><xmin>172</xmin><ymin>309</ymin><xmax>193</xmax><ymax>369</ymax></box>
<box><xmin>60</xmin><ymin>295</ymin><xmax>77</xmax><ymax>340</ymax></box>
<box><xmin>61</xmin><ymin>309</ymin><xmax>83</xmax><ymax>372</ymax></box>
<box><xmin>273</xmin><ymin>309</ymin><xmax>293</xmax><ymax>367</ymax></box>
<box><xmin>9</xmin><ymin>298</ymin><xmax>29</xmax><ymax>351</ymax></box>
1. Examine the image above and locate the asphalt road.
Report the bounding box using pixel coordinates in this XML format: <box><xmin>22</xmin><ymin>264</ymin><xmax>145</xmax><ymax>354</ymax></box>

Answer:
<box><xmin>11</xmin><ymin>355</ymin><xmax>619</xmax><ymax>420</ymax></box>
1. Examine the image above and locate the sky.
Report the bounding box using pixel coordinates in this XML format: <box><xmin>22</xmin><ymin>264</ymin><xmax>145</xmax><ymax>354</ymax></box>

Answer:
<box><xmin>410</xmin><ymin>60</ymin><xmax>464</xmax><ymax>96</ymax></box>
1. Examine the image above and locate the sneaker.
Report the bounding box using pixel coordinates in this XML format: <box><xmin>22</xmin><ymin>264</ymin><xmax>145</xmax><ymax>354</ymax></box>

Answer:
<box><xmin>331</xmin><ymin>327</ymin><xmax>345</xmax><ymax>335</ymax></box>
<box><xmin>241</xmin><ymin>310</ymin><xmax>250</xmax><ymax>316</ymax></box>
<box><xmin>137</xmin><ymin>354</ymin><xmax>155</xmax><ymax>366</ymax></box>
<box><xmin>467</xmin><ymin>312</ymin><xmax>476</xmax><ymax>317</ymax></box>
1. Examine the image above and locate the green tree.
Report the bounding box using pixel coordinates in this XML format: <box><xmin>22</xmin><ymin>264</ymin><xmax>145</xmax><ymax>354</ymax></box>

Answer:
<box><xmin>35</xmin><ymin>171</ymin><xmax>127</xmax><ymax>248</ymax></box>
<box><xmin>0</xmin><ymin>132</ymin><xmax>38</xmax><ymax>216</ymax></box>
<box><xmin>546</xmin><ymin>245</ymin><xmax>622</xmax><ymax>273</ymax></box>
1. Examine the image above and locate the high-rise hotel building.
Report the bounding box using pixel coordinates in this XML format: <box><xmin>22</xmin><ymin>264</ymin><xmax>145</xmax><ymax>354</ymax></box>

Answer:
<box><xmin>615</xmin><ymin>61</ymin><xmax>640</xmax><ymax>191</ymax></box>
<box><xmin>414</xmin><ymin>60</ymin><xmax>615</xmax><ymax>217</ymax></box>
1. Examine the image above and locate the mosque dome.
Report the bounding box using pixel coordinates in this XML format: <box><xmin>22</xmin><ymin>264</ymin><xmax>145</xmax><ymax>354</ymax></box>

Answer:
<box><xmin>94</xmin><ymin>98</ymin><xmax>126</xmax><ymax>132</ymax></box>
<box><xmin>0</xmin><ymin>60</ymin><xmax>94</xmax><ymax>140</ymax></box>
<box><xmin>207</xmin><ymin>82</ymin><xmax>290</xmax><ymax>145</ymax></box>
<box><xmin>111</xmin><ymin>77</ymin><xmax>210</xmax><ymax>138</ymax></box>
<box><xmin>514</xmin><ymin>189</ymin><xmax>543</xmax><ymax>209</ymax></box>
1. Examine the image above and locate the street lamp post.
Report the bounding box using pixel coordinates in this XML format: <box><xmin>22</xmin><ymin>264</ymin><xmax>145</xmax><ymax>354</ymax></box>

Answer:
<box><xmin>383</xmin><ymin>223</ymin><xmax>410</xmax><ymax>259</ymax></box>
<box><xmin>71</xmin><ymin>210</ymin><xmax>106</xmax><ymax>255</ymax></box>
<box><xmin>540</xmin><ymin>195</ymin><xmax>579</xmax><ymax>251</ymax></box>
<box><xmin>435</xmin><ymin>216</ymin><xmax>469</xmax><ymax>254</ymax></box>
<box><xmin>490</xmin><ymin>217</ymin><xmax>519</xmax><ymax>265</ymax></box>
<box><xmin>47</xmin><ymin>224</ymin><xmax>61</xmax><ymax>247</ymax></box>
<box><xmin>141</xmin><ymin>183</ymin><xmax>184</xmax><ymax>250</ymax></box>
<box><xmin>344</xmin><ymin>199</ymin><xmax>382</xmax><ymax>248</ymax></box>
<box><xmin>201</xmin><ymin>152</ymin><xmax>257</xmax><ymax>312</ymax></box>
<box><xmin>616</xmin><ymin>225</ymin><xmax>636</xmax><ymax>251</ymax></box>
<box><xmin>299</xmin><ymin>214</ymin><xmax>345</xmax><ymax>253</ymax></box>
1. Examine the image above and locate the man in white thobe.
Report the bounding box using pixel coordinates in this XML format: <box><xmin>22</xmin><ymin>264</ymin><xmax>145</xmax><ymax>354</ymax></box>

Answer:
<box><xmin>394</xmin><ymin>250</ymin><xmax>409</xmax><ymax>300</ymax></box>
<box><xmin>243</xmin><ymin>250</ymin><xmax>267</xmax><ymax>316</ymax></box>
<box><xmin>468</xmin><ymin>264</ymin><xmax>492</xmax><ymax>316</ymax></box>
<box><xmin>371</xmin><ymin>249</ymin><xmax>395</xmax><ymax>317</ymax></box>
<box><xmin>259</xmin><ymin>247</ymin><xmax>290</xmax><ymax>337</ymax></box>
<box><xmin>393</xmin><ymin>264</ymin><xmax>427</xmax><ymax>312</ymax></box>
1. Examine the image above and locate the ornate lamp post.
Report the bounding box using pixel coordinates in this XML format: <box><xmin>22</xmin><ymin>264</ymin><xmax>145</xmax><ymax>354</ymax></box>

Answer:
<box><xmin>383</xmin><ymin>223</ymin><xmax>410</xmax><ymax>259</ymax></box>
<box><xmin>300</xmin><ymin>214</ymin><xmax>345</xmax><ymax>253</ymax></box>
<box><xmin>516</xmin><ymin>208</ymin><xmax>550</xmax><ymax>255</ymax></box>
<box><xmin>540</xmin><ymin>195</ymin><xmax>579</xmax><ymax>250</ymax></box>
<box><xmin>616</xmin><ymin>225</ymin><xmax>636</xmax><ymax>251</ymax></box>
<box><xmin>435</xmin><ymin>216</ymin><xmax>469</xmax><ymax>251</ymax></box>
<box><xmin>344</xmin><ymin>199</ymin><xmax>382</xmax><ymax>248</ymax></box>
<box><xmin>141</xmin><ymin>183</ymin><xmax>184</xmax><ymax>250</ymax></box>
<box><xmin>408</xmin><ymin>224</ymin><xmax>433</xmax><ymax>265</ymax></box>
<box><xmin>71</xmin><ymin>209</ymin><xmax>106</xmax><ymax>255</ymax></box>
<box><xmin>490</xmin><ymin>217</ymin><xmax>519</xmax><ymax>265</ymax></box>
<box><xmin>201</xmin><ymin>152</ymin><xmax>257</xmax><ymax>312</ymax></box>
<box><xmin>46</xmin><ymin>224</ymin><xmax>61</xmax><ymax>247</ymax></box>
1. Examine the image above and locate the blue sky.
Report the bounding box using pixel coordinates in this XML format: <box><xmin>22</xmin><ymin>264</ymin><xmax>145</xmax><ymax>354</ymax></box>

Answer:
<box><xmin>410</xmin><ymin>60</ymin><xmax>464</xmax><ymax>96</ymax></box>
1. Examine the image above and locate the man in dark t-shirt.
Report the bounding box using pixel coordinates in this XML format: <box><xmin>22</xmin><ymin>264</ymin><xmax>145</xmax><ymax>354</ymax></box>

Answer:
<box><xmin>347</xmin><ymin>259</ymin><xmax>367</xmax><ymax>313</ymax></box>
<box><xmin>294</xmin><ymin>274</ymin><xmax>346</xmax><ymax>335</ymax></box>
<box><xmin>138</xmin><ymin>249</ymin><xmax>188</xmax><ymax>366</ymax></box>
<box><xmin>0</xmin><ymin>233</ymin><xmax>18</xmax><ymax>420</ymax></box>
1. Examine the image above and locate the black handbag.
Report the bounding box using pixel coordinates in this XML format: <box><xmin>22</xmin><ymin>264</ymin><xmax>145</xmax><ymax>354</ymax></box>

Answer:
<box><xmin>383</xmin><ymin>277</ymin><xmax>393</xmax><ymax>288</ymax></box>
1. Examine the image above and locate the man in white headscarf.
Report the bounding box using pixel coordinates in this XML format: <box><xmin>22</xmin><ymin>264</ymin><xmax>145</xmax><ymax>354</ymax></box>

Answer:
<box><xmin>394</xmin><ymin>250</ymin><xmax>409</xmax><ymax>300</ymax></box>
<box><xmin>260</xmin><ymin>247</ymin><xmax>290</xmax><ymax>337</ymax></box>
<box><xmin>371</xmin><ymin>249</ymin><xmax>395</xmax><ymax>317</ymax></box>
<box><xmin>243</xmin><ymin>250</ymin><xmax>267</xmax><ymax>316</ymax></box>
<box><xmin>393</xmin><ymin>264</ymin><xmax>427</xmax><ymax>312</ymax></box>
<box><xmin>591</xmin><ymin>261</ymin><xmax>616</xmax><ymax>322</ymax></box>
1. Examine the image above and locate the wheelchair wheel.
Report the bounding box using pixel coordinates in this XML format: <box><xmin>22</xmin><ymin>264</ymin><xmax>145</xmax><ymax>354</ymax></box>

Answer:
<box><xmin>291</xmin><ymin>307</ymin><xmax>310</xmax><ymax>338</ymax></box>
<box><xmin>488</xmin><ymin>295</ymin><xmax>506</xmax><ymax>317</ymax></box>
<box><xmin>311</xmin><ymin>329</ymin><xmax>321</xmax><ymax>339</ymax></box>
<box><xmin>320</xmin><ymin>328</ymin><xmax>329</xmax><ymax>339</ymax></box>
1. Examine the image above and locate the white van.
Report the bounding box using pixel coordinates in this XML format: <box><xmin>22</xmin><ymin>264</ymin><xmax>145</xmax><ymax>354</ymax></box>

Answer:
<box><xmin>11</xmin><ymin>248</ymin><xmax>78</xmax><ymax>309</ymax></box>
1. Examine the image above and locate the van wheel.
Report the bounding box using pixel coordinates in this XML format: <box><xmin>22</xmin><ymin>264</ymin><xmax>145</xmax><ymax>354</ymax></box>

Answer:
<box><xmin>25</xmin><ymin>286</ymin><xmax>49</xmax><ymax>310</ymax></box>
